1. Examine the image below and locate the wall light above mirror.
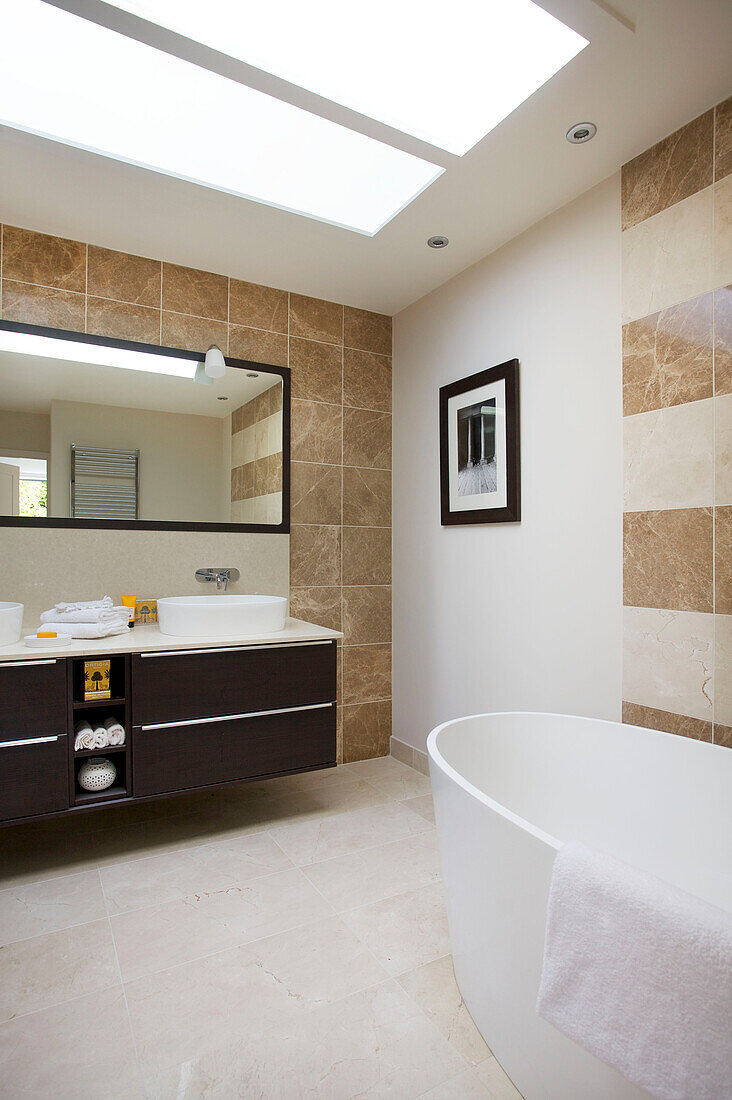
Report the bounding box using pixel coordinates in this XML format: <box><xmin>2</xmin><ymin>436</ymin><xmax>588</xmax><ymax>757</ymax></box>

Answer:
<box><xmin>0</xmin><ymin>320</ymin><xmax>290</xmax><ymax>533</ymax></box>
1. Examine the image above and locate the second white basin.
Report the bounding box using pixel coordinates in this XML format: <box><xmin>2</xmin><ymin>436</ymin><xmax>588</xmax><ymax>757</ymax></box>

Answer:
<box><xmin>157</xmin><ymin>595</ymin><xmax>287</xmax><ymax>638</ymax></box>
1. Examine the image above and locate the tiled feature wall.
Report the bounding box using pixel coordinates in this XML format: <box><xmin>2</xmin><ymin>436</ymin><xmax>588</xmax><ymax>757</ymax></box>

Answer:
<box><xmin>0</xmin><ymin>223</ymin><xmax>393</xmax><ymax>762</ymax></box>
<box><xmin>621</xmin><ymin>97</ymin><xmax>732</xmax><ymax>746</ymax></box>
<box><xmin>230</xmin><ymin>383</ymin><xmax>283</xmax><ymax>524</ymax></box>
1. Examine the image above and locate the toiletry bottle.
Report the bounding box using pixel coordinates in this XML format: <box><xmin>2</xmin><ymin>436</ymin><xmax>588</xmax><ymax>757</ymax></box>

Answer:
<box><xmin>121</xmin><ymin>594</ymin><xmax>137</xmax><ymax>629</ymax></box>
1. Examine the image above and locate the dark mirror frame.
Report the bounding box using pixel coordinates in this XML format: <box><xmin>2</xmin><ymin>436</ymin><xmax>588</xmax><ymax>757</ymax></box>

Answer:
<box><xmin>0</xmin><ymin>319</ymin><xmax>290</xmax><ymax>534</ymax></box>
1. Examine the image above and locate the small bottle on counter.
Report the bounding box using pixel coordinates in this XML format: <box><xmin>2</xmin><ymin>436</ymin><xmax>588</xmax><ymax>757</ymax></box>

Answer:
<box><xmin>120</xmin><ymin>594</ymin><xmax>137</xmax><ymax>628</ymax></box>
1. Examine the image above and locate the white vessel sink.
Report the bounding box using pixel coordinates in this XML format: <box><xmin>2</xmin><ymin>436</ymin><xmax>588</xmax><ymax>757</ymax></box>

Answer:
<box><xmin>157</xmin><ymin>595</ymin><xmax>287</xmax><ymax>638</ymax></box>
<box><xmin>0</xmin><ymin>602</ymin><xmax>23</xmax><ymax>646</ymax></box>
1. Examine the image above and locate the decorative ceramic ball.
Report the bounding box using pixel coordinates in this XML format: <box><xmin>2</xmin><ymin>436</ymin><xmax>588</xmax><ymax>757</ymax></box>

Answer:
<box><xmin>78</xmin><ymin>756</ymin><xmax>117</xmax><ymax>792</ymax></box>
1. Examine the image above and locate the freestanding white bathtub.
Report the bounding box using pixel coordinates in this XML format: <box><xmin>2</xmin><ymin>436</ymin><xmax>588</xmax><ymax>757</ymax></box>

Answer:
<box><xmin>427</xmin><ymin>712</ymin><xmax>732</xmax><ymax>1100</ymax></box>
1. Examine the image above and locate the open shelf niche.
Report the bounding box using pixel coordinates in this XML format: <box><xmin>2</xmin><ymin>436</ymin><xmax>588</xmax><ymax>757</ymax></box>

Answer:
<box><xmin>68</xmin><ymin>652</ymin><xmax>132</xmax><ymax>808</ymax></box>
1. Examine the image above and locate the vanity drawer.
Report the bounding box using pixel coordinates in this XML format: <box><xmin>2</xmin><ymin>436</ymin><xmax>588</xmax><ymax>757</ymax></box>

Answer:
<box><xmin>0</xmin><ymin>734</ymin><xmax>69</xmax><ymax>821</ymax></box>
<box><xmin>133</xmin><ymin>702</ymin><xmax>336</xmax><ymax>797</ymax></box>
<box><xmin>132</xmin><ymin>642</ymin><xmax>336</xmax><ymax>725</ymax></box>
<box><xmin>0</xmin><ymin>659</ymin><xmax>67</xmax><ymax>741</ymax></box>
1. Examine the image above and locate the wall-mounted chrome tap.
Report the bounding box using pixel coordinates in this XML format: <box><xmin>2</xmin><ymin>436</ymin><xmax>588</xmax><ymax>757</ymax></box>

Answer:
<box><xmin>195</xmin><ymin>567</ymin><xmax>240</xmax><ymax>592</ymax></box>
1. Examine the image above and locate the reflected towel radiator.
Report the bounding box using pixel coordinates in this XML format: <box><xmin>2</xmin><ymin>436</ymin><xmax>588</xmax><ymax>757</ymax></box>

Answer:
<box><xmin>70</xmin><ymin>445</ymin><xmax>139</xmax><ymax>520</ymax></box>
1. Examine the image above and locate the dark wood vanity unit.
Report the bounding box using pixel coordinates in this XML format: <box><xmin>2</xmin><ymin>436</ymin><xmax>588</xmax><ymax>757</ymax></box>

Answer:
<box><xmin>0</xmin><ymin>640</ymin><xmax>337</xmax><ymax>825</ymax></box>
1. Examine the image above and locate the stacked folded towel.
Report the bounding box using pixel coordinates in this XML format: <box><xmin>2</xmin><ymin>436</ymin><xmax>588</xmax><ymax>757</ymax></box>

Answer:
<box><xmin>40</xmin><ymin>596</ymin><xmax>128</xmax><ymax>638</ymax></box>
<box><xmin>74</xmin><ymin>717</ymin><xmax>126</xmax><ymax>752</ymax></box>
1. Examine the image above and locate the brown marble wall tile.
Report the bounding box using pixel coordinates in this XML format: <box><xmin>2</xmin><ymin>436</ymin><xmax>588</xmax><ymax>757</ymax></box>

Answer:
<box><xmin>715</xmin><ymin>96</ymin><xmax>732</xmax><ymax>182</ymax></box>
<box><xmin>87</xmin><ymin>246</ymin><xmax>161</xmax><ymax>307</ymax></box>
<box><xmin>343</xmin><ymin>306</ymin><xmax>391</xmax><ymax>355</ymax></box>
<box><xmin>290</xmin><ymin>525</ymin><xmax>341</xmax><ymax>586</ymax></box>
<box><xmin>716</xmin><ymin>506</ymin><xmax>732</xmax><ymax>614</ymax></box>
<box><xmin>228</xmin><ymin>325</ymin><xmax>287</xmax><ymax>368</ymax></box>
<box><xmin>342</xmin><ymin>644</ymin><xmax>391</xmax><ymax>704</ymax></box>
<box><xmin>289</xmin><ymin>293</ymin><xmax>343</xmax><ymax>344</ymax></box>
<box><xmin>231</xmin><ymin>463</ymin><xmax>254</xmax><ymax>502</ymax></box>
<box><xmin>714</xmin><ymin>724</ymin><xmax>732</xmax><ymax>748</ymax></box>
<box><xmin>343</xmin><ymin>407</ymin><xmax>392</xmax><ymax>470</ymax></box>
<box><xmin>289</xmin><ymin>587</ymin><xmax>341</xmax><ymax>632</ymax></box>
<box><xmin>342</xmin><ymin>700</ymin><xmax>391</xmax><ymax>762</ymax></box>
<box><xmin>291</xmin><ymin>462</ymin><xmax>341</xmax><ymax>525</ymax></box>
<box><xmin>343</xmin><ymin>349</ymin><xmax>392</xmax><ymax>412</ymax></box>
<box><xmin>2</xmin><ymin>225</ymin><xmax>86</xmax><ymax>291</ymax></box>
<box><xmin>232</xmin><ymin>400</ymin><xmax>256</xmax><ymax>435</ymax></box>
<box><xmin>289</xmin><ymin>338</ymin><xmax>342</xmax><ymax>404</ymax></box>
<box><xmin>162</xmin><ymin>311</ymin><xmax>228</xmax><ymax>354</ymax></box>
<box><xmin>621</xmin><ymin>110</ymin><xmax>713</xmax><ymax>231</ymax></box>
<box><xmin>715</xmin><ymin>285</ymin><xmax>732</xmax><ymax>395</ymax></box>
<box><xmin>342</xmin><ymin>526</ymin><xmax>391</xmax><ymax>586</ymax></box>
<box><xmin>229</xmin><ymin>280</ymin><xmax>287</xmax><ymax>333</ymax></box>
<box><xmin>291</xmin><ymin>400</ymin><xmax>342</xmax><ymax>464</ymax></box>
<box><xmin>622</xmin><ymin>701</ymin><xmax>712</xmax><ymax>742</ymax></box>
<box><xmin>623</xmin><ymin>508</ymin><xmax>713</xmax><ymax>612</ymax></box>
<box><xmin>342</xmin><ymin>586</ymin><xmax>391</xmax><ymax>644</ymax></box>
<box><xmin>161</xmin><ymin>262</ymin><xmax>228</xmax><ymax>320</ymax></box>
<box><xmin>86</xmin><ymin>297</ymin><xmax>160</xmax><ymax>344</ymax></box>
<box><xmin>1</xmin><ymin>280</ymin><xmax>85</xmax><ymax>330</ymax></box>
<box><xmin>622</xmin><ymin>293</ymin><xmax>713</xmax><ymax>415</ymax></box>
<box><xmin>343</xmin><ymin>467</ymin><xmax>391</xmax><ymax>526</ymax></box>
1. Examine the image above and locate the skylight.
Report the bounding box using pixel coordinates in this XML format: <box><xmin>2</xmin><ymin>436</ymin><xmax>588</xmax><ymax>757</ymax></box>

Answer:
<box><xmin>102</xmin><ymin>0</ymin><xmax>589</xmax><ymax>156</ymax></box>
<box><xmin>0</xmin><ymin>2</ymin><xmax>442</xmax><ymax>235</ymax></box>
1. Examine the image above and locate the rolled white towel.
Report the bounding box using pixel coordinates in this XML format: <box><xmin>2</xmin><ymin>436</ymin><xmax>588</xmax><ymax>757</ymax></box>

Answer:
<box><xmin>39</xmin><ymin>618</ymin><xmax>129</xmax><ymax>639</ymax></box>
<box><xmin>55</xmin><ymin>596</ymin><xmax>113</xmax><ymax>613</ymax></box>
<box><xmin>41</xmin><ymin>606</ymin><xmax>127</xmax><ymax>624</ymax></box>
<box><xmin>74</xmin><ymin>721</ymin><xmax>95</xmax><ymax>751</ymax></box>
<box><xmin>92</xmin><ymin>726</ymin><xmax>108</xmax><ymax>749</ymax></box>
<box><xmin>103</xmin><ymin>717</ymin><xmax>126</xmax><ymax>746</ymax></box>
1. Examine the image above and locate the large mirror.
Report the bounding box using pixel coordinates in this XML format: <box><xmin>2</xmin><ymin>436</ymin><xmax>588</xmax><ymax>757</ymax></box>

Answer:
<box><xmin>0</xmin><ymin>321</ymin><xmax>290</xmax><ymax>532</ymax></box>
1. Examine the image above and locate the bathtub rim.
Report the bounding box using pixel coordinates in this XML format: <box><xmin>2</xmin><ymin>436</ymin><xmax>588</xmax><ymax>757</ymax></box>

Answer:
<box><xmin>426</xmin><ymin>709</ymin><xmax>725</xmax><ymax>857</ymax></box>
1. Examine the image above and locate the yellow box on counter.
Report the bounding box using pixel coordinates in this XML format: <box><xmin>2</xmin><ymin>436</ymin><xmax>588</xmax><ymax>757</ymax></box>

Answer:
<box><xmin>84</xmin><ymin>659</ymin><xmax>111</xmax><ymax>700</ymax></box>
<box><xmin>135</xmin><ymin>598</ymin><xmax>158</xmax><ymax>624</ymax></box>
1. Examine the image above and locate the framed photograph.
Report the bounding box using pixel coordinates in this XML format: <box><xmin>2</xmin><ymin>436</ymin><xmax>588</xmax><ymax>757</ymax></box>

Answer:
<box><xmin>439</xmin><ymin>359</ymin><xmax>520</xmax><ymax>525</ymax></box>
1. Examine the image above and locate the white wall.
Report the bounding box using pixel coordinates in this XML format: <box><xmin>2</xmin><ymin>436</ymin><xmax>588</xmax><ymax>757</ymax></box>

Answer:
<box><xmin>392</xmin><ymin>176</ymin><xmax>622</xmax><ymax>752</ymax></box>
<box><xmin>49</xmin><ymin>400</ymin><xmax>225</xmax><ymax>521</ymax></box>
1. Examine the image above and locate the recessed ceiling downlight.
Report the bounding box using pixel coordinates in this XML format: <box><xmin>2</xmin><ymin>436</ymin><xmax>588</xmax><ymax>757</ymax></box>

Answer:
<box><xmin>428</xmin><ymin>236</ymin><xmax>449</xmax><ymax>249</ymax></box>
<box><xmin>566</xmin><ymin>122</ymin><xmax>597</xmax><ymax>144</ymax></box>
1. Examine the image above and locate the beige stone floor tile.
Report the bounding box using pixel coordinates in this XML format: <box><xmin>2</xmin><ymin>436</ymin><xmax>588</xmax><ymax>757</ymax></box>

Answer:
<box><xmin>401</xmin><ymin>793</ymin><xmax>436</xmax><ymax>824</ymax></box>
<box><xmin>101</xmin><ymin>832</ymin><xmax>293</xmax><ymax>915</ymax></box>
<box><xmin>365</xmin><ymin>770</ymin><xmax>433</xmax><ymax>801</ymax></box>
<box><xmin>144</xmin><ymin>979</ymin><xmax>465</xmax><ymax>1099</ymax></box>
<box><xmin>0</xmin><ymin>919</ymin><xmax>119</xmax><ymax>1022</ymax></box>
<box><xmin>343</xmin><ymin>882</ymin><xmax>451</xmax><ymax>976</ymax></box>
<box><xmin>127</xmin><ymin>917</ymin><xmax>386</xmax><ymax>1077</ymax></box>
<box><xmin>0</xmin><ymin>870</ymin><xmax>105</xmax><ymax>945</ymax></box>
<box><xmin>304</xmin><ymin>831</ymin><xmax>441</xmax><ymax>912</ymax></box>
<box><xmin>263</xmin><ymin>778</ymin><xmax>394</xmax><ymax>822</ymax></box>
<box><xmin>269</xmin><ymin>798</ymin><xmax>432</xmax><ymax>866</ymax></box>
<box><xmin>341</xmin><ymin>754</ymin><xmax>416</xmax><ymax>780</ymax></box>
<box><xmin>0</xmin><ymin>830</ymin><xmax>101</xmax><ymax>890</ymax></box>
<box><xmin>111</xmin><ymin>866</ymin><xmax>333</xmax><ymax>981</ymax></box>
<box><xmin>0</xmin><ymin>986</ymin><xmax>142</xmax><ymax>1099</ymax></box>
<box><xmin>473</xmin><ymin>1056</ymin><xmax>525</xmax><ymax>1098</ymax></box>
<box><xmin>91</xmin><ymin>811</ymin><xmax>226</xmax><ymax>868</ymax></box>
<box><xmin>419</xmin><ymin>1068</ymin><xmax>496</xmax><ymax>1098</ymax></box>
<box><xmin>398</xmin><ymin>955</ymin><xmax>491</xmax><ymax>1065</ymax></box>
<box><xmin>246</xmin><ymin>762</ymin><xmax>353</xmax><ymax>796</ymax></box>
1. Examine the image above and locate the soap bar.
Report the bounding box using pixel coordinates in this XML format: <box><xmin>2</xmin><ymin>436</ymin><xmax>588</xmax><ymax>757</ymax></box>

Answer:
<box><xmin>135</xmin><ymin>598</ymin><xmax>158</xmax><ymax>624</ymax></box>
<box><xmin>36</xmin><ymin>631</ymin><xmax>58</xmax><ymax>639</ymax></box>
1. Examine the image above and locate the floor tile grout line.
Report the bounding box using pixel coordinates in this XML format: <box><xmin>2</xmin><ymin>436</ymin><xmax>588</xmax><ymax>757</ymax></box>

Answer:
<box><xmin>99</xmin><ymin>868</ymin><xmax>151</xmax><ymax>1093</ymax></box>
<box><xmin>0</xmin><ymin>910</ymin><xmax>109</xmax><ymax>950</ymax></box>
<box><xmin>0</xmin><ymin>975</ymin><xmax>124</xmax><ymax>1030</ymax></box>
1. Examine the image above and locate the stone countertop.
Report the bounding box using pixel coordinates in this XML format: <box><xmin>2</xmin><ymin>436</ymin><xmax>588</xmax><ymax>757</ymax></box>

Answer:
<box><xmin>0</xmin><ymin>617</ymin><xmax>341</xmax><ymax>662</ymax></box>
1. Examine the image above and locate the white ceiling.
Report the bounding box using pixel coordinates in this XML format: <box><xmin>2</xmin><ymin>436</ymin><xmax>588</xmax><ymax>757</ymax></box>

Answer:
<box><xmin>0</xmin><ymin>0</ymin><xmax>730</xmax><ymax>316</ymax></box>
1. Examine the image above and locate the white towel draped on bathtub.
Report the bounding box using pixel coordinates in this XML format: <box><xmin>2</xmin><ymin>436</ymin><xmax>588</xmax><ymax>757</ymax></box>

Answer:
<box><xmin>536</xmin><ymin>841</ymin><xmax>732</xmax><ymax>1100</ymax></box>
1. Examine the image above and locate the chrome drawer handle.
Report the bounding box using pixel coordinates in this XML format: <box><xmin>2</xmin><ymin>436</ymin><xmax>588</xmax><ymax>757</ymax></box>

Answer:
<box><xmin>0</xmin><ymin>659</ymin><xmax>58</xmax><ymax>668</ymax></box>
<box><xmin>141</xmin><ymin>701</ymin><xmax>333</xmax><ymax>732</ymax></box>
<box><xmin>0</xmin><ymin>735</ymin><xmax>61</xmax><ymax>749</ymax></box>
<box><xmin>140</xmin><ymin>641</ymin><xmax>332</xmax><ymax>658</ymax></box>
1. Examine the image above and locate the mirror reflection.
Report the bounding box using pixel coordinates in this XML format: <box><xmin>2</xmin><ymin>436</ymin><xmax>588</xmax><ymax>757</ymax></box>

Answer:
<box><xmin>0</xmin><ymin>328</ymin><xmax>285</xmax><ymax>527</ymax></box>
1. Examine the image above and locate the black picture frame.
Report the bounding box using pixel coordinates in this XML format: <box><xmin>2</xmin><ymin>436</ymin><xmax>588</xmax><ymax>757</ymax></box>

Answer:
<box><xmin>439</xmin><ymin>358</ymin><xmax>520</xmax><ymax>525</ymax></box>
<box><xmin>0</xmin><ymin>318</ymin><xmax>291</xmax><ymax>534</ymax></box>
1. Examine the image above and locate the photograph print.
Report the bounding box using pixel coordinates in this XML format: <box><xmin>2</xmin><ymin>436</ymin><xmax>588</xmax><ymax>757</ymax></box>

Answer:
<box><xmin>439</xmin><ymin>359</ymin><xmax>520</xmax><ymax>525</ymax></box>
